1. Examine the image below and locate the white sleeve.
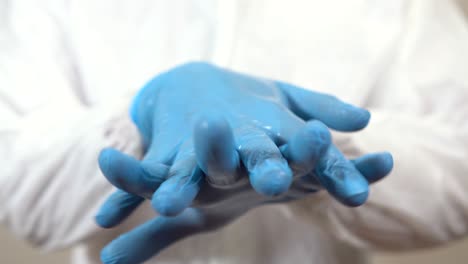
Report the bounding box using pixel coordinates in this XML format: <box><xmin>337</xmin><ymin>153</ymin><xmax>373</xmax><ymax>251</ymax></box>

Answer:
<box><xmin>290</xmin><ymin>0</ymin><xmax>468</xmax><ymax>251</ymax></box>
<box><xmin>0</xmin><ymin>2</ymin><xmax>142</xmax><ymax>251</ymax></box>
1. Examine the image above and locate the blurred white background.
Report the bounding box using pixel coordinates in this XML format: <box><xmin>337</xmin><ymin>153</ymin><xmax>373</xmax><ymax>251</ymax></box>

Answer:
<box><xmin>1</xmin><ymin>0</ymin><xmax>468</xmax><ymax>263</ymax></box>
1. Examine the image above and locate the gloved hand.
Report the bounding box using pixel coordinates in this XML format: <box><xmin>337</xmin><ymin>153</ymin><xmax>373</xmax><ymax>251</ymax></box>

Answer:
<box><xmin>96</xmin><ymin>62</ymin><xmax>393</xmax><ymax>264</ymax></box>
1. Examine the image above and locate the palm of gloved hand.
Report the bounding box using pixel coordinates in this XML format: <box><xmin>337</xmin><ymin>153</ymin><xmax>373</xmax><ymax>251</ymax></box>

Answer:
<box><xmin>96</xmin><ymin>62</ymin><xmax>393</xmax><ymax>264</ymax></box>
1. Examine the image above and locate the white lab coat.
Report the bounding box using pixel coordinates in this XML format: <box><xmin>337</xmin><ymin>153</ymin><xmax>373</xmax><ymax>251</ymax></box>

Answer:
<box><xmin>1</xmin><ymin>0</ymin><xmax>468</xmax><ymax>263</ymax></box>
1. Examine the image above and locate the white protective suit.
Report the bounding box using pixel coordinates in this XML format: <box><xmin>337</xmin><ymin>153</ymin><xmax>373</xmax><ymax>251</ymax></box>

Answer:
<box><xmin>1</xmin><ymin>0</ymin><xmax>468</xmax><ymax>263</ymax></box>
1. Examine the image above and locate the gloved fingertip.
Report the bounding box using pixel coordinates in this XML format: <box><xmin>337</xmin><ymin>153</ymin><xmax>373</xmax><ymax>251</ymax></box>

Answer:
<box><xmin>370</xmin><ymin>151</ymin><xmax>394</xmax><ymax>179</ymax></box>
<box><xmin>101</xmin><ymin>243</ymin><xmax>125</xmax><ymax>264</ymax></box>
<box><xmin>306</xmin><ymin>119</ymin><xmax>332</xmax><ymax>135</ymax></box>
<box><xmin>95</xmin><ymin>213</ymin><xmax>114</xmax><ymax>229</ymax></box>
<box><xmin>358</xmin><ymin>108</ymin><xmax>371</xmax><ymax>128</ymax></box>
<box><xmin>251</xmin><ymin>159</ymin><xmax>293</xmax><ymax>196</ymax></box>
<box><xmin>96</xmin><ymin>190</ymin><xmax>145</xmax><ymax>229</ymax></box>
<box><xmin>353</xmin><ymin>151</ymin><xmax>394</xmax><ymax>183</ymax></box>
<box><xmin>343</xmin><ymin>106</ymin><xmax>371</xmax><ymax>131</ymax></box>
<box><xmin>95</xmin><ymin>204</ymin><xmax>126</xmax><ymax>229</ymax></box>
<box><xmin>333</xmin><ymin>173</ymin><xmax>369</xmax><ymax>206</ymax></box>
<box><xmin>98</xmin><ymin>148</ymin><xmax>115</xmax><ymax>174</ymax></box>
<box><xmin>340</xmin><ymin>191</ymin><xmax>369</xmax><ymax>207</ymax></box>
<box><xmin>151</xmin><ymin>193</ymin><xmax>186</xmax><ymax>217</ymax></box>
<box><xmin>380</xmin><ymin>151</ymin><xmax>394</xmax><ymax>173</ymax></box>
<box><xmin>193</xmin><ymin>112</ymin><xmax>239</xmax><ymax>181</ymax></box>
<box><xmin>296</xmin><ymin>120</ymin><xmax>331</xmax><ymax>157</ymax></box>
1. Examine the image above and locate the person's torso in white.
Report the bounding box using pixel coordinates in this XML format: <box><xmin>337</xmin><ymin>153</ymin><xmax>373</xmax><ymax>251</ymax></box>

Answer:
<box><xmin>3</xmin><ymin>0</ymin><xmax>468</xmax><ymax>262</ymax></box>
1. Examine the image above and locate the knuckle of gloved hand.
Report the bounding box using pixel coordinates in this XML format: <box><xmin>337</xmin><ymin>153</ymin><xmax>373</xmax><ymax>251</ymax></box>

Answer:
<box><xmin>304</xmin><ymin>123</ymin><xmax>331</xmax><ymax>147</ymax></box>
<box><xmin>246</xmin><ymin>148</ymin><xmax>282</xmax><ymax>169</ymax></box>
<box><xmin>317</xmin><ymin>158</ymin><xmax>348</xmax><ymax>179</ymax></box>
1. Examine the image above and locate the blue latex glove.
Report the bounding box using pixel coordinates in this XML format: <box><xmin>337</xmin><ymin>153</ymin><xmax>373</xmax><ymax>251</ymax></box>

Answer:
<box><xmin>96</xmin><ymin>62</ymin><xmax>393</xmax><ymax>264</ymax></box>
